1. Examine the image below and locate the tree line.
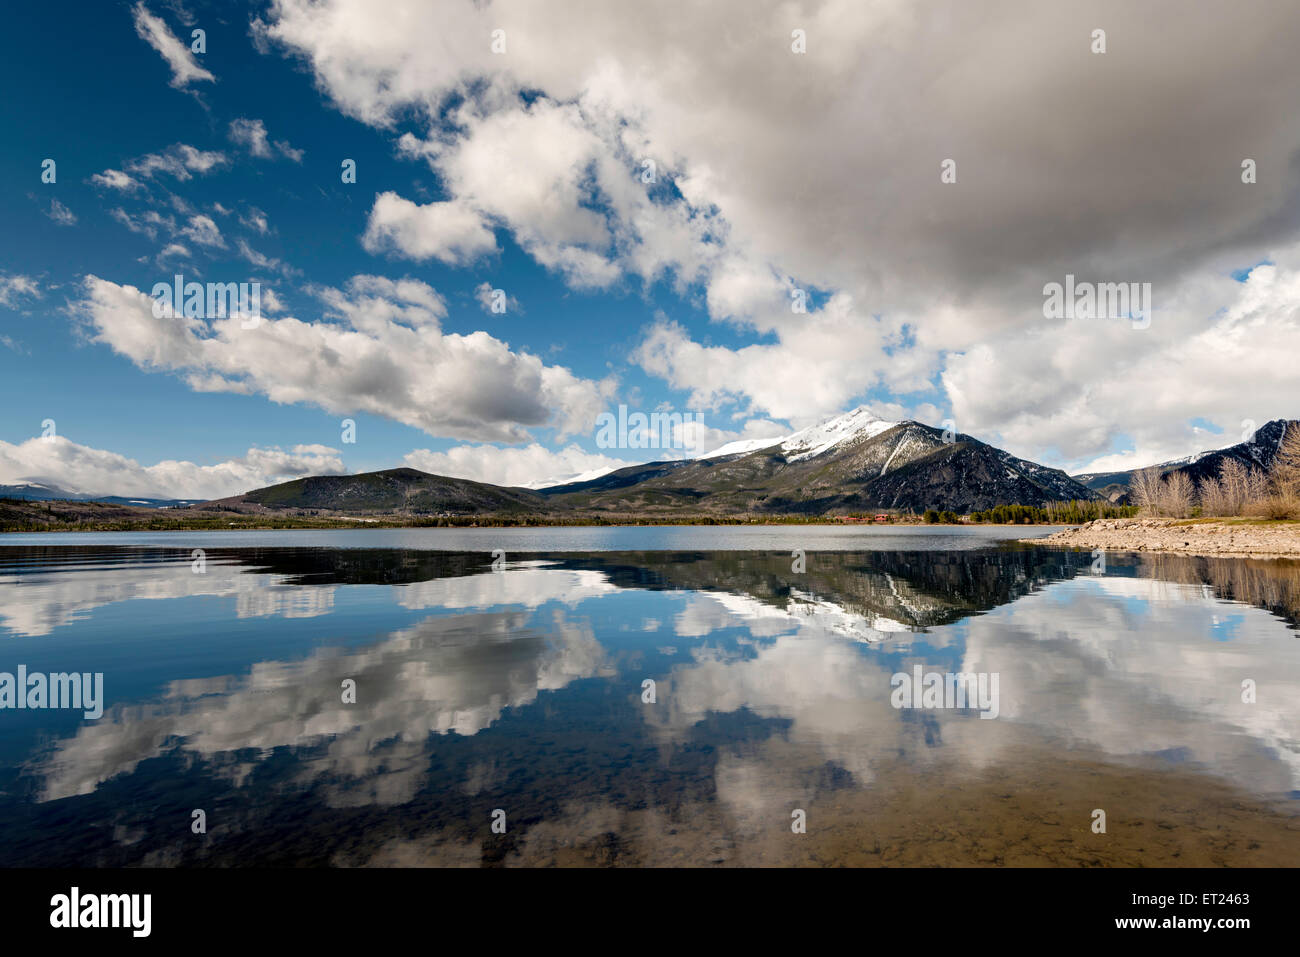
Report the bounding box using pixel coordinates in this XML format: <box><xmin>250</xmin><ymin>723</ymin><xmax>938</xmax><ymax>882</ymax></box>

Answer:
<box><xmin>939</xmin><ymin>500</ymin><xmax>1139</xmax><ymax>524</ymax></box>
<box><xmin>1131</xmin><ymin>425</ymin><xmax>1300</xmax><ymax>519</ymax></box>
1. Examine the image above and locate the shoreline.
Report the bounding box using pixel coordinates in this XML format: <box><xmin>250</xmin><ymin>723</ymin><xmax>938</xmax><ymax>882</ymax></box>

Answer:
<box><xmin>0</xmin><ymin>500</ymin><xmax>1070</xmax><ymax>534</ymax></box>
<box><xmin>1</xmin><ymin>520</ymin><xmax>1066</xmax><ymax>534</ymax></box>
<box><xmin>1025</xmin><ymin>518</ymin><xmax>1300</xmax><ymax>559</ymax></box>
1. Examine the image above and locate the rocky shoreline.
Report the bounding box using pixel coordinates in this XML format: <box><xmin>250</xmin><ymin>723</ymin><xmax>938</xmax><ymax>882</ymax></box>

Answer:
<box><xmin>1028</xmin><ymin>518</ymin><xmax>1300</xmax><ymax>558</ymax></box>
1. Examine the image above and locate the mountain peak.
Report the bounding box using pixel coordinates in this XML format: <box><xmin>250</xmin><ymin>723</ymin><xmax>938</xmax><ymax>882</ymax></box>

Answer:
<box><xmin>780</xmin><ymin>406</ymin><xmax>899</xmax><ymax>462</ymax></box>
<box><xmin>693</xmin><ymin>405</ymin><xmax>900</xmax><ymax>463</ymax></box>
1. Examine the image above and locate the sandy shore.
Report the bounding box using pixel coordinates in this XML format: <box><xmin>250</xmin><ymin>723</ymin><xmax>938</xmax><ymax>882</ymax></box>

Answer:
<box><xmin>1028</xmin><ymin>518</ymin><xmax>1300</xmax><ymax>558</ymax></box>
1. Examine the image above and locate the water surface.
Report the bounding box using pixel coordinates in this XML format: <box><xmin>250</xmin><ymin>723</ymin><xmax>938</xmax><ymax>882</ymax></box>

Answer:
<box><xmin>1</xmin><ymin>537</ymin><xmax>1297</xmax><ymax>867</ymax></box>
<box><xmin>0</xmin><ymin>523</ymin><xmax>1060</xmax><ymax>551</ymax></box>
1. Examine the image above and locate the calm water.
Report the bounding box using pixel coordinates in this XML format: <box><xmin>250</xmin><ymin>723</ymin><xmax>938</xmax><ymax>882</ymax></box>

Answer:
<box><xmin>0</xmin><ymin>523</ymin><xmax>1061</xmax><ymax>551</ymax></box>
<box><xmin>1</xmin><ymin>530</ymin><xmax>1298</xmax><ymax>867</ymax></box>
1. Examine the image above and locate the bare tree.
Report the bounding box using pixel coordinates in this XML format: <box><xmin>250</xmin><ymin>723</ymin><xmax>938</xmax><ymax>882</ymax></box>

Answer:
<box><xmin>1159</xmin><ymin>470</ymin><xmax>1194</xmax><ymax>518</ymax></box>
<box><xmin>1220</xmin><ymin>458</ymin><xmax>1249</xmax><ymax>514</ymax></box>
<box><xmin>1271</xmin><ymin>422</ymin><xmax>1300</xmax><ymax>497</ymax></box>
<box><xmin>1130</xmin><ymin>466</ymin><xmax>1164</xmax><ymax>513</ymax></box>
<box><xmin>1198</xmin><ymin>474</ymin><xmax>1228</xmax><ymax>516</ymax></box>
<box><xmin>1246</xmin><ymin>464</ymin><xmax>1270</xmax><ymax>505</ymax></box>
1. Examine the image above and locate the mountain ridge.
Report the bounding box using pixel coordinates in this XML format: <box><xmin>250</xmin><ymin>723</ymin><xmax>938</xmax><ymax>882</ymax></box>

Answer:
<box><xmin>16</xmin><ymin>410</ymin><xmax>1290</xmax><ymax>518</ymax></box>
<box><xmin>1074</xmin><ymin>419</ymin><xmax>1295</xmax><ymax>502</ymax></box>
<box><xmin>198</xmin><ymin>412</ymin><xmax>1098</xmax><ymax>516</ymax></box>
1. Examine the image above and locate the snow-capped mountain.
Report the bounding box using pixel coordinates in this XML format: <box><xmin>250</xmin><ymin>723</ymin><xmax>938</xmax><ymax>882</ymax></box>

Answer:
<box><xmin>696</xmin><ymin>436</ymin><xmax>785</xmax><ymax>459</ymax></box>
<box><xmin>777</xmin><ymin>407</ymin><xmax>899</xmax><ymax>462</ymax></box>
<box><xmin>1075</xmin><ymin>418</ymin><xmax>1296</xmax><ymax>500</ymax></box>
<box><xmin>694</xmin><ymin>406</ymin><xmax>897</xmax><ymax>464</ymax></box>
<box><xmin>25</xmin><ymin>405</ymin><xmax>1102</xmax><ymax>517</ymax></box>
<box><xmin>520</xmin><ymin>464</ymin><xmax>618</xmax><ymax>490</ymax></box>
<box><xmin>539</xmin><ymin>408</ymin><xmax>1096</xmax><ymax>512</ymax></box>
<box><xmin>0</xmin><ymin>482</ymin><xmax>200</xmax><ymax>508</ymax></box>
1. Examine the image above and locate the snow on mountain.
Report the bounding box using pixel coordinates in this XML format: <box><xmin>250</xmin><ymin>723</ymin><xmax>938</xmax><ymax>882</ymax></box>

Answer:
<box><xmin>696</xmin><ymin>406</ymin><xmax>898</xmax><ymax>463</ymax></box>
<box><xmin>1158</xmin><ymin>449</ymin><xmax>1216</xmax><ymax>469</ymax></box>
<box><xmin>530</xmin><ymin>405</ymin><xmax>898</xmax><ymax>488</ymax></box>
<box><xmin>697</xmin><ymin>436</ymin><xmax>784</xmax><ymax>459</ymax></box>
<box><xmin>522</xmin><ymin>464</ymin><xmax>618</xmax><ymax>490</ymax></box>
<box><xmin>778</xmin><ymin>406</ymin><xmax>898</xmax><ymax>462</ymax></box>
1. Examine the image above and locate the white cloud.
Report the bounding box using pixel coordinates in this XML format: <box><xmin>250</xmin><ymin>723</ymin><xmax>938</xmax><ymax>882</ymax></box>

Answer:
<box><xmin>180</xmin><ymin>213</ymin><xmax>225</xmax><ymax>248</ymax></box>
<box><xmin>0</xmin><ymin>274</ymin><xmax>40</xmax><ymax>309</ymax></box>
<box><xmin>259</xmin><ymin>0</ymin><xmax>1300</xmax><ymax>466</ymax></box>
<box><xmin>362</xmin><ymin>191</ymin><xmax>497</xmax><ymax>266</ymax></box>
<box><xmin>127</xmin><ymin>143</ymin><xmax>226</xmax><ymax>181</ymax></box>
<box><xmin>235</xmin><ymin>238</ymin><xmax>282</xmax><ymax>272</ymax></box>
<box><xmin>944</xmin><ymin>253</ymin><xmax>1300</xmax><ymax>471</ymax></box>
<box><xmin>687</xmin><ymin>417</ymin><xmax>789</xmax><ymax>457</ymax></box>
<box><xmin>473</xmin><ymin>281</ymin><xmax>520</xmax><ymax>315</ymax></box>
<box><xmin>0</xmin><ymin>435</ymin><xmax>345</xmax><ymax>500</ymax></box>
<box><xmin>403</xmin><ymin>442</ymin><xmax>635</xmax><ymax>487</ymax></box>
<box><xmin>635</xmin><ymin>298</ymin><xmax>910</xmax><ymax>427</ymax></box>
<box><xmin>260</xmin><ymin>288</ymin><xmax>286</xmax><ymax>314</ymax></box>
<box><xmin>76</xmin><ymin>274</ymin><xmax>613</xmax><ymax>443</ymax></box>
<box><xmin>228</xmin><ymin>117</ymin><xmax>303</xmax><ymax>161</ymax></box>
<box><xmin>111</xmin><ymin>208</ymin><xmax>175</xmax><ymax>241</ymax></box>
<box><xmin>90</xmin><ymin>169</ymin><xmax>142</xmax><ymax>192</ymax></box>
<box><xmin>156</xmin><ymin>242</ymin><xmax>191</xmax><ymax>263</ymax></box>
<box><xmin>228</xmin><ymin>117</ymin><xmax>271</xmax><ymax>157</ymax></box>
<box><xmin>131</xmin><ymin>1</ymin><xmax>214</xmax><ymax>89</ymax></box>
<box><xmin>46</xmin><ymin>199</ymin><xmax>77</xmax><ymax>226</ymax></box>
<box><xmin>240</xmin><ymin>207</ymin><xmax>269</xmax><ymax>235</ymax></box>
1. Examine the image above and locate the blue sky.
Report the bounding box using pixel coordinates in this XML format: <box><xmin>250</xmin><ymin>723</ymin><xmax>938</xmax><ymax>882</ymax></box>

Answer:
<box><xmin>1</xmin><ymin>1</ymin><xmax>753</xmax><ymax>493</ymax></box>
<box><xmin>2</xmin><ymin>0</ymin><xmax>1297</xmax><ymax>499</ymax></box>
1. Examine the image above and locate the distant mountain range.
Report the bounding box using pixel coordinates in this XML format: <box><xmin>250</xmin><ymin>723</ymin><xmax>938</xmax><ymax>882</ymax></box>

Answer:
<box><xmin>0</xmin><ymin>482</ymin><xmax>202</xmax><ymax>509</ymax></box>
<box><xmin>1075</xmin><ymin>419</ymin><xmax>1294</xmax><ymax>502</ymax></box>
<box><xmin>204</xmin><ymin>468</ymin><xmax>543</xmax><ymax>515</ymax></box>
<box><xmin>8</xmin><ymin>411</ymin><xmax>1292</xmax><ymax>519</ymax></box>
<box><xmin>200</xmin><ymin>408</ymin><xmax>1099</xmax><ymax>517</ymax></box>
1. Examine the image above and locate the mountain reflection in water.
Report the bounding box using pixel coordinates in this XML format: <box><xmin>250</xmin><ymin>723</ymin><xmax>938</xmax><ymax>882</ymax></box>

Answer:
<box><xmin>0</xmin><ymin>544</ymin><xmax>1297</xmax><ymax>867</ymax></box>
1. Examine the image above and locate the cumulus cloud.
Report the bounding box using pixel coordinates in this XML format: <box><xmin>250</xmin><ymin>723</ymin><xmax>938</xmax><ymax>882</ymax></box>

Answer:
<box><xmin>131</xmin><ymin>1</ymin><xmax>214</xmax><ymax>89</ymax></box>
<box><xmin>179</xmin><ymin>213</ymin><xmax>225</xmax><ymax>248</ymax></box>
<box><xmin>0</xmin><ymin>434</ymin><xmax>345</xmax><ymax>500</ymax></box>
<box><xmin>403</xmin><ymin>442</ymin><xmax>635</xmax><ymax>487</ymax></box>
<box><xmin>259</xmin><ymin>0</ymin><xmax>1300</xmax><ymax>466</ymax></box>
<box><xmin>362</xmin><ymin>191</ymin><xmax>497</xmax><ymax>266</ymax></box>
<box><xmin>90</xmin><ymin>169</ymin><xmax>142</xmax><ymax>192</ymax></box>
<box><xmin>945</xmin><ymin>253</ymin><xmax>1300</xmax><ymax>471</ymax></box>
<box><xmin>401</xmin><ymin>416</ymin><xmax>796</xmax><ymax>484</ymax></box>
<box><xmin>75</xmin><ymin>274</ymin><xmax>613</xmax><ymax>443</ymax></box>
<box><xmin>688</xmin><ymin>417</ymin><xmax>790</xmax><ymax>457</ymax></box>
<box><xmin>156</xmin><ymin>242</ymin><xmax>191</xmax><ymax>263</ymax></box>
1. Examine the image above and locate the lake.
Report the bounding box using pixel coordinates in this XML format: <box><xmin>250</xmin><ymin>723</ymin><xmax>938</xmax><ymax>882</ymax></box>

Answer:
<box><xmin>0</xmin><ymin>523</ymin><xmax>1057</xmax><ymax>551</ymax></box>
<box><xmin>1</xmin><ymin>527</ymin><xmax>1297</xmax><ymax>866</ymax></box>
